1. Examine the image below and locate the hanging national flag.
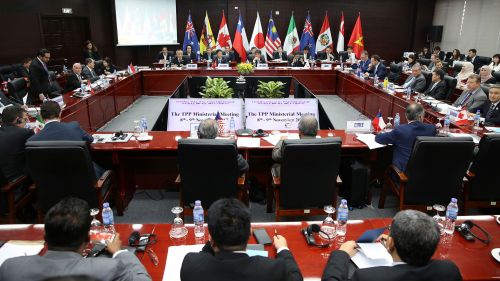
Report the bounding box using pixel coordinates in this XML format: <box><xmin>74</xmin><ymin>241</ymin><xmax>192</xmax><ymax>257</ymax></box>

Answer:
<box><xmin>216</xmin><ymin>10</ymin><xmax>232</xmax><ymax>50</ymax></box>
<box><xmin>315</xmin><ymin>12</ymin><xmax>333</xmax><ymax>55</ymax></box>
<box><xmin>283</xmin><ymin>13</ymin><xmax>300</xmax><ymax>56</ymax></box>
<box><xmin>300</xmin><ymin>12</ymin><xmax>315</xmax><ymax>57</ymax></box>
<box><xmin>127</xmin><ymin>63</ymin><xmax>136</xmax><ymax>74</ymax></box>
<box><xmin>348</xmin><ymin>14</ymin><xmax>364</xmax><ymax>59</ymax></box>
<box><xmin>233</xmin><ymin>11</ymin><xmax>250</xmax><ymax>62</ymax></box>
<box><xmin>182</xmin><ymin>12</ymin><xmax>200</xmax><ymax>60</ymax></box>
<box><xmin>87</xmin><ymin>79</ymin><xmax>94</xmax><ymax>95</ymax></box>
<box><xmin>336</xmin><ymin>12</ymin><xmax>345</xmax><ymax>53</ymax></box>
<box><xmin>200</xmin><ymin>11</ymin><xmax>217</xmax><ymax>54</ymax></box>
<box><xmin>265</xmin><ymin>13</ymin><xmax>281</xmax><ymax>59</ymax></box>
<box><xmin>250</xmin><ymin>11</ymin><xmax>266</xmax><ymax>59</ymax></box>
<box><xmin>215</xmin><ymin>111</ymin><xmax>225</xmax><ymax>136</ymax></box>
<box><xmin>372</xmin><ymin>110</ymin><xmax>386</xmax><ymax>132</ymax></box>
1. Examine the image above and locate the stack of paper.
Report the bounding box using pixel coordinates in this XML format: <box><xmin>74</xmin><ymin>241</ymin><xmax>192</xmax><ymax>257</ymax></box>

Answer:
<box><xmin>0</xmin><ymin>240</ymin><xmax>44</xmax><ymax>266</ymax></box>
<box><xmin>351</xmin><ymin>243</ymin><xmax>393</xmax><ymax>268</ymax></box>
<box><xmin>355</xmin><ymin>133</ymin><xmax>386</xmax><ymax>150</ymax></box>
<box><xmin>237</xmin><ymin>137</ymin><xmax>261</xmax><ymax>148</ymax></box>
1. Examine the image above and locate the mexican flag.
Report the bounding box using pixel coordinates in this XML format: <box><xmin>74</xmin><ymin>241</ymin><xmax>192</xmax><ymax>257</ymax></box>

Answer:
<box><xmin>283</xmin><ymin>14</ymin><xmax>300</xmax><ymax>56</ymax></box>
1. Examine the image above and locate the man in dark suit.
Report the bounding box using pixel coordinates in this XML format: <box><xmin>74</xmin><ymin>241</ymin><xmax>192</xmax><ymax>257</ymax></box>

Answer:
<box><xmin>318</xmin><ymin>46</ymin><xmax>335</xmax><ymax>62</ymax></box>
<box><xmin>171</xmin><ymin>49</ymin><xmax>188</xmax><ymax>67</ymax></box>
<box><xmin>289</xmin><ymin>52</ymin><xmax>305</xmax><ymax>67</ymax></box>
<box><xmin>375</xmin><ymin>104</ymin><xmax>437</xmax><ymax>172</ymax></box>
<box><xmin>424</xmin><ymin>69</ymin><xmax>447</xmax><ymax>100</ymax></box>
<box><xmin>252</xmin><ymin>50</ymin><xmax>266</xmax><ymax>67</ymax></box>
<box><xmin>17</xmin><ymin>58</ymin><xmax>32</xmax><ymax>79</ymax></box>
<box><xmin>476</xmin><ymin>84</ymin><xmax>500</xmax><ymax>126</ymax></box>
<box><xmin>214</xmin><ymin>49</ymin><xmax>228</xmax><ymax>66</ymax></box>
<box><xmin>185</xmin><ymin>45</ymin><xmax>197</xmax><ymax>62</ymax></box>
<box><xmin>321</xmin><ymin>210</ymin><xmax>462</xmax><ymax>281</ymax></box>
<box><xmin>0</xmin><ymin>197</ymin><xmax>151</xmax><ymax>281</ymax></box>
<box><xmin>418</xmin><ymin>46</ymin><xmax>431</xmax><ymax>59</ymax></box>
<box><xmin>82</xmin><ymin>58</ymin><xmax>99</xmax><ymax>83</ymax></box>
<box><xmin>273</xmin><ymin>46</ymin><xmax>287</xmax><ymax>61</ymax></box>
<box><xmin>221</xmin><ymin>47</ymin><xmax>235</xmax><ymax>62</ymax></box>
<box><xmin>453</xmin><ymin>74</ymin><xmax>487</xmax><ymax>112</ymax></box>
<box><xmin>366</xmin><ymin>54</ymin><xmax>387</xmax><ymax>79</ymax></box>
<box><xmin>402</xmin><ymin>63</ymin><xmax>427</xmax><ymax>93</ymax></box>
<box><xmin>302</xmin><ymin>46</ymin><xmax>313</xmax><ymax>61</ymax></box>
<box><xmin>433</xmin><ymin>46</ymin><xmax>445</xmax><ymax>61</ymax></box>
<box><xmin>29</xmin><ymin>48</ymin><xmax>52</xmax><ymax>104</ymax></box>
<box><xmin>467</xmin><ymin>49</ymin><xmax>481</xmax><ymax>72</ymax></box>
<box><xmin>180</xmin><ymin>198</ymin><xmax>303</xmax><ymax>281</ymax></box>
<box><xmin>64</xmin><ymin>63</ymin><xmax>86</xmax><ymax>93</ymax></box>
<box><xmin>353</xmin><ymin>50</ymin><xmax>370</xmax><ymax>72</ymax></box>
<box><xmin>202</xmin><ymin>48</ymin><xmax>214</xmax><ymax>62</ymax></box>
<box><xmin>156</xmin><ymin>46</ymin><xmax>171</xmax><ymax>63</ymax></box>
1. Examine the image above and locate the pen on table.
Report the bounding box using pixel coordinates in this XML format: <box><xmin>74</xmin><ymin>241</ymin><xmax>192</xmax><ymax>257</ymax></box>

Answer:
<box><xmin>274</xmin><ymin>229</ymin><xmax>278</xmax><ymax>238</ymax></box>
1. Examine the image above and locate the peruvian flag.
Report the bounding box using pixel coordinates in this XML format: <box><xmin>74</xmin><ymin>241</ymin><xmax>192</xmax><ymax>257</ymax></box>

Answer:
<box><xmin>336</xmin><ymin>12</ymin><xmax>345</xmax><ymax>53</ymax></box>
<box><xmin>216</xmin><ymin>10</ymin><xmax>232</xmax><ymax>49</ymax></box>
<box><xmin>283</xmin><ymin>13</ymin><xmax>300</xmax><ymax>56</ymax></box>
<box><xmin>315</xmin><ymin>13</ymin><xmax>333</xmax><ymax>55</ymax></box>
<box><xmin>372</xmin><ymin>111</ymin><xmax>386</xmax><ymax>132</ymax></box>
<box><xmin>233</xmin><ymin>12</ymin><xmax>249</xmax><ymax>62</ymax></box>
<box><xmin>348</xmin><ymin>14</ymin><xmax>364</xmax><ymax>59</ymax></box>
<box><xmin>250</xmin><ymin>11</ymin><xmax>266</xmax><ymax>59</ymax></box>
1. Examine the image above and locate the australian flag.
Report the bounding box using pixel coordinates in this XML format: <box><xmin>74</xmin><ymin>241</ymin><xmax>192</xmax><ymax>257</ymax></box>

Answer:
<box><xmin>183</xmin><ymin>12</ymin><xmax>200</xmax><ymax>61</ymax></box>
<box><xmin>300</xmin><ymin>13</ymin><xmax>316</xmax><ymax>58</ymax></box>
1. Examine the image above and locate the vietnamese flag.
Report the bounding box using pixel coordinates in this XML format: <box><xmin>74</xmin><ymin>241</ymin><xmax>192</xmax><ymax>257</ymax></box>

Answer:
<box><xmin>348</xmin><ymin>14</ymin><xmax>364</xmax><ymax>58</ymax></box>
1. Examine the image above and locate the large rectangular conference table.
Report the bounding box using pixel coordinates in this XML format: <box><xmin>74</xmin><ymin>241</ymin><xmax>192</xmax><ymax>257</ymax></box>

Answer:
<box><xmin>56</xmin><ymin>67</ymin><xmax>487</xmax><ymax>209</ymax></box>
<box><xmin>1</xmin><ymin>216</ymin><xmax>498</xmax><ymax>281</ymax></box>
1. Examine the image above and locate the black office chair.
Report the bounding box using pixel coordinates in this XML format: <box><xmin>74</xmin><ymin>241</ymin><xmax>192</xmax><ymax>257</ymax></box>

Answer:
<box><xmin>378</xmin><ymin>136</ymin><xmax>474</xmax><ymax>212</ymax></box>
<box><xmin>476</xmin><ymin>56</ymin><xmax>492</xmax><ymax>68</ymax></box>
<box><xmin>422</xmin><ymin>70</ymin><xmax>432</xmax><ymax>90</ymax></box>
<box><xmin>177</xmin><ymin>139</ymin><xmax>247</xmax><ymax>215</ymax></box>
<box><xmin>492</xmin><ymin>71</ymin><xmax>500</xmax><ymax>83</ymax></box>
<box><xmin>418</xmin><ymin>58</ymin><xmax>431</xmax><ymax>66</ymax></box>
<box><xmin>453</xmin><ymin>62</ymin><xmax>464</xmax><ymax>76</ymax></box>
<box><xmin>0</xmin><ymin>65</ymin><xmax>15</xmax><ymax>83</ymax></box>
<box><xmin>7</xmin><ymin>78</ymin><xmax>28</xmax><ymax>104</ymax></box>
<box><xmin>94</xmin><ymin>60</ymin><xmax>105</xmax><ymax>75</ymax></box>
<box><xmin>338</xmin><ymin>51</ymin><xmax>348</xmax><ymax>62</ymax></box>
<box><xmin>443</xmin><ymin>75</ymin><xmax>457</xmax><ymax>101</ymax></box>
<box><xmin>25</xmin><ymin>141</ymin><xmax>117</xmax><ymax>221</ymax></box>
<box><xmin>463</xmin><ymin>135</ymin><xmax>500</xmax><ymax>214</ymax></box>
<box><xmin>271</xmin><ymin>138</ymin><xmax>342</xmax><ymax>220</ymax></box>
<box><xmin>481</xmin><ymin>85</ymin><xmax>490</xmax><ymax>96</ymax></box>
<box><xmin>445</xmin><ymin>52</ymin><xmax>453</xmax><ymax>61</ymax></box>
<box><xmin>182</xmin><ymin>55</ymin><xmax>191</xmax><ymax>63</ymax></box>
<box><xmin>0</xmin><ymin>173</ymin><xmax>36</xmax><ymax>224</ymax></box>
<box><xmin>387</xmin><ymin>63</ymin><xmax>402</xmax><ymax>83</ymax></box>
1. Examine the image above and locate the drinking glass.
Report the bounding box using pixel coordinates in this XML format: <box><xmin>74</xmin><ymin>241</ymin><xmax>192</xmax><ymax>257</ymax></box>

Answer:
<box><xmin>384</xmin><ymin>117</ymin><xmax>394</xmax><ymax>132</ymax></box>
<box><xmin>432</xmin><ymin>204</ymin><xmax>446</xmax><ymax>235</ymax></box>
<box><xmin>320</xmin><ymin>205</ymin><xmax>336</xmax><ymax>240</ymax></box>
<box><xmin>170</xmin><ymin>206</ymin><xmax>188</xmax><ymax>240</ymax></box>
<box><xmin>89</xmin><ymin>208</ymin><xmax>103</xmax><ymax>243</ymax></box>
<box><xmin>133</xmin><ymin>120</ymin><xmax>141</xmax><ymax>139</ymax></box>
<box><xmin>284</xmin><ymin>122</ymin><xmax>292</xmax><ymax>136</ymax></box>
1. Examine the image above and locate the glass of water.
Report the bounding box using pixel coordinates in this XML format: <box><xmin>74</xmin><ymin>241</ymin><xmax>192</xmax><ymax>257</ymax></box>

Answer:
<box><xmin>133</xmin><ymin>120</ymin><xmax>141</xmax><ymax>139</ymax></box>
<box><xmin>320</xmin><ymin>205</ymin><xmax>336</xmax><ymax>240</ymax></box>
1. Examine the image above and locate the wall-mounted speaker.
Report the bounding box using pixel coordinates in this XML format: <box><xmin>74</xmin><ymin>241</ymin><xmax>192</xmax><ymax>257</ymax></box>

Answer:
<box><xmin>428</xmin><ymin>26</ymin><xmax>443</xmax><ymax>42</ymax></box>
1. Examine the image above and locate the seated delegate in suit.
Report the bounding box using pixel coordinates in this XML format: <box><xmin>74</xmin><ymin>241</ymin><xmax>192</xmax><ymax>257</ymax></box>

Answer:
<box><xmin>322</xmin><ymin>210</ymin><xmax>462</xmax><ymax>281</ymax></box>
<box><xmin>423</xmin><ymin>69</ymin><xmax>447</xmax><ymax>100</ymax></box>
<box><xmin>423</xmin><ymin>54</ymin><xmax>438</xmax><ymax>72</ymax></box>
<box><xmin>171</xmin><ymin>49</ymin><xmax>188</xmax><ymax>67</ymax></box>
<box><xmin>64</xmin><ymin>63</ymin><xmax>86</xmax><ymax>92</ymax></box>
<box><xmin>365</xmin><ymin>54</ymin><xmax>387</xmax><ymax>79</ymax></box>
<box><xmin>156</xmin><ymin>46</ymin><xmax>171</xmax><ymax>63</ymax></box>
<box><xmin>488</xmin><ymin>54</ymin><xmax>500</xmax><ymax>72</ymax></box>
<box><xmin>197</xmin><ymin>118</ymin><xmax>248</xmax><ymax>173</ymax></box>
<box><xmin>96</xmin><ymin>57</ymin><xmax>116</xmax><ymax>76</ymax></box>
<box><xmin>452</xmin><ymin>74</ymin><xmax>488</xmax><ymax>113</ymax></box>
<box><xmin>466</xmin><ymin>49</ymin><xmax>482</xmax><ymax>72</ymax></box>
<box><xmin>0</xmin><ymin>197</ymin><xmax>151</xmax><ymax>281</ymax></box>
<box><xmin>401</xmin><ymin>64</ymin><xmax>426</xmax><ymax>93</ymax></box>
<box><xmin>82</xmin><ymin>40</ymin><xmax>101</xmax><ymax>61</ymax></box>
<box><xmin>185</xmin><ymin>45</ymin><xmax>197</xmax><ymax>62</ymax></box>
<box><xmin>418</xmin><ymin>46</ymin><xmax>431</xmax><ymax>59</ymax></box>
<box><xmin>16</xmin><ymin>58</ymin><xmax>32</xmax><ymax>79</ymax></box>
<box><xmin>221</xmin><ymin>47</ymin><xmax>235</xmax><ymax>61</ymax></box>
<box><xmin>82</xmin><ymin>58</ymin><xmax>99</xmax><ymax>83</ymax></box>
<box><xmin>353</xmin><ymin>50</ymin><xmax>370</xmax><ymax>72</ymax></box>
<box><xmin>289</xmin><ymin>52</ymin><xmax>305</xmax><ymax>67</ymax></box>
<box><xmin>273</xmin><ymin>46</ymin><xmax>287</xmax><ymax>61</ymax></box>
<box><xmin>446</xmin><ymin>49</ymin><xmax>463</xmax><ymax>66</ymax></box>
<box><xmin>302</xmin><ymin>46</ymin><xmax>313</xmax><ymax>61</ymax></box>
<box><xmin>406</xmin><ymin>54</ymin><xmax>416</xmax><ymax>69</ymax></box>
<box><xmin>375</xmin><ymin>104</ymin><xmax>437</xmax><ymax>172</ymax></box>
<box><xmin>346</xmin><ymin>46</ymin><xmax>357</xmax><ymax>62</ymax></box>
<box><xmin>29</xmin><ymin>48</ymin><xmax>52</xmax><ymax>104</ymax></box>
<box><xmin>475</xmin><ymin>84</ymin><xmax>500</xmax><ymax>126</ymax></box>
<box><xmin>272</xmin><ymin>114</ymin><xmax>317</xmax><ymax>178</ymax></box>
<box><xmin>252</xmin><ymin>50</ymin><xmax>266</xmax><ymax>66</ymax></box>
<box><xmin>214</xmin><ymin>49</ymin><xmax>228</xmax><ymax>66</ymax></box>
<box><xmin>433</xmin><ymin>46</ymin><xmax>445</xmax><ymax>61</ymax></box>
<box><xmin>318</xmin><ymin>46</ymin><xmax>335</xmax><ymax>62</ymax></box>
<box><xmin>479</xmin><ymin>65</ymin><xmax>496</xmax><ymax>84</ymax></box>
<box><xmin>180</xmin><ymin>198</ymin><xmax>303</xmax><ymax>281</ymax></box>
<box><xmin>202</xmin><ymin>48</ymin><xmax>214</xmax><ymax>62</ymax></box>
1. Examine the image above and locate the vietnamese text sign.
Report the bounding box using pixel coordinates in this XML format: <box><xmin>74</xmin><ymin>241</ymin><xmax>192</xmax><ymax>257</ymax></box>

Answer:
<box><xmin>245</xmin><ymin>99</ymin><xmax>318</xmax><ymax>130</ymax></box>
<box><xmin>167</xmin><ymin>99</ymin><xmax>243</xmax><ymax>131</ymax></box>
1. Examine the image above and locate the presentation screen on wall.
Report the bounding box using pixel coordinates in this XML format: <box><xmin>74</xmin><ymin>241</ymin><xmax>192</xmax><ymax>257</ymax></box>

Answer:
<box><xmin>114</xmin><ymin>0</ymin><xmax>177</xmax><ymax>46</ymax></box>
<box><xmin>245</xmin><ymin>99</ymin><xmax>319</xmax><ymax>130</ymax></box>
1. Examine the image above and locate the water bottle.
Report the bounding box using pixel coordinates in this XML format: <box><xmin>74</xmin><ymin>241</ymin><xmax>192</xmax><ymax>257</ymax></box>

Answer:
<box><xmin>473</xmin><ymin>109</ymin><xmax>481</xmax><ymax>130</ymax></box>
<box><xmin>356</xmin><ymin>66</ymin><xmax>362</xmax><ymax>77</ymax></box>
<box><xmin>444</xmin><ymin>114</ymin><xmax>451</xmax><ymax>133</ymax></box>
<box><xmin>444</xmin><ymin>198</ymin><xmax>458</xmax><ymax>236</ymax></box>
<box><xmin>405</xmin><ymin>87</ymin><xmax>412</xmax><ymax>100</ymax></box>
<box><xmin>193</xmin><ymin>200</ymin><xmax>205</xmax><ymax>238</ymax></box>
<box><xmin>336</xmin><ymin>199</ymin><xmax>349</xmax><ymax>237</ymax></box>
<box><xmin>229</xmin><ymin>117</ymin><xmax>236</xmax><ymax>138</ymax></box>
<box><xmin>374</xmin><ymin>75</ymin><xmax>379</xmax><ymax>85</ymax></box>
<box><xmin>394</xmin><ymin>113</ymin><xmax>400</xmax><ymax>127</ymax></box>
<box><xmin>207</xmin><ymin>59</ymin><xmax>210</xmax><ymax>68</ymax></box>
<box><xmin>140</xmin><ymin>115</ymin><xmax>148</xmax><ymax>134</ymax></box>
<box><xmin>340</xmin><ymin>60</ymin><xmax>344</xmax><ymax>70</ymax></box>
<box><xmin>102</xmin><ymin>202</ymin><xmax>115</xmax><ymax>233</ymax></box>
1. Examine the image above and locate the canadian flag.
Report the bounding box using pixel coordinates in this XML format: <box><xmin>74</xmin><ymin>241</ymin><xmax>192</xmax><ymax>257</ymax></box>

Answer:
<box><xmin>250</xmin><ymin>11</ymin><xmax>266</xmax><ymax>59</ymax></box>
<box><xmin>336</xmin><ymin>12</ymin><xmax>345</xmax><ymax>53</ymax></box>
<box><xmin>372</xmin><ymin>110</ymin><xmax>386</xmax><ymax>132</ymax></box>
<box><xmin>216</xmin><ymin>10</ymin><xmax>232</xmax><ymax>49</ymax></box>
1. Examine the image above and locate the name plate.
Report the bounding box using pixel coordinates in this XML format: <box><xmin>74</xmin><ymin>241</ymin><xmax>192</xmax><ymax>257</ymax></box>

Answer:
<box><xmin>321</xmin><ymin>64</ymin><xmax>332</xmax><ymax>70</ymax></box>
<box><xmin>186</xmin><ymin>64</ymin><xmax>198</xmax><ymax>69</ymax></box>
<box><xmin>256</xmin><ymin>63</ymin><xmax>269</xmax><ymax>69</ymax></box>
<box><xmin>346</xmin><ymin>120</ymin><xmax>372</xmax><ymax>133</ymax></box>
<box><xmin>217</xmin><ymin>63</ymin><xmax>230</xmax><ymax>69</ymax></box>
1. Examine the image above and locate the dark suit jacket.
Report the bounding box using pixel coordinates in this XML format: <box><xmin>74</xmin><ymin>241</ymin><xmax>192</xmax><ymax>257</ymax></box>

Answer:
<box><xmin>171</xmin><ymin>57</ymin><xmax>189</xmax><ymax>67</ymax></box>
<box><xmin>368</xmin><ymin>63</ymin><xmax>388</xmax><ymax>79</ymax></box>
<box><xmin>482</xmin><ymin>77</ymin><xmax>496</xmax><ymax>84</ymax></box>
<box><xmin>321</xmin><ymin>250</ymin><xmax>462</xmax><ymax>281</ymax></box>
<box><xmin>419</xmin><ymin>51</ymin><xmax>431</xmax><ymax>59</ymax></box>
<box><xmin>185</xmin><ymin>52</ymin><xmax>197</xmax><ymax>61</ymax></box>
<box><xmin>156</xmin><ymin>52</ymin><xmax>171</xmax><ymax>62</ymax></box>
<box><xmin>202</xmin><ymin>53</ymin><xmax>214</xmax><ymax>61</ymax></box>
<box><xmin>28</xmin><ymin>121</ymin><xmax>93</xmax><ymax>143</ymax></box>
<box><xmin>214</xmin><ymin>57</ymin><xmax>229</xmax><ymax>65</ymax></box>
<box><xmin>318</xmin><ymin>52</ymin><xmax>335</xmax><ymax>61</ymax></box>
<box><xmin>403</xmin><ymin>74</ymin><xmax>427</xmax><ymax>92</ymax></box>
<box><xmin>375</xmin><ymin>121</ymin><xmax>437</xmax><ymax>171</ymax></box>
<box><xmin>353</xmin><ymin>59</ymin><xmax>370</xmax><ymax>73</ymax></box>
<box><xmin>436</xmin><ymin>51</ymin><xmax>445</xmax><ymax>61</ymax></box>
<box><xmin>223</xmin><ymin>51</ymin><xmax>235</xmax><ymax>61</ymax></box>
<box><xmin>83</xmin><ymin>50</ymin><xmax>101</xmax><ymax>61</ymax></box>
<box><xmin>64</xmin><ymin>72</ymin><xmax>83</xmax><ymax>93</ymax></box>
<box><xmin>16</xmin><ymin>67</ymin><xmax>29</xmax><ymax>79</ymax></box>
<box><xmin>252</xmin><ymin>57</ymin><xmax>266</xmax><ymax>67</ymax></box>
<box><xmin>424</xmin><ymin>80</ymin><xmax>447</xmax><ymax>100</ymax></box>
<box><xmin>479</xmin><ymin>101</ymin><xmax>500</xmax><ymax>126</ymax></box>
<box><xmin>0</xmin><ymin>92</ymin><xmax>16</xmax><ymax>108</ymax></box>
<box><xmin>29</xmin><ymin>58</ymin><xmax>50</xmax><ymax>101</ymax></box>
<box><xmin>180</xmin><ymin>243</ymin><xmax>303</xmax><ymax>281</ymax></box>
<box><xmin>273</xmin><ymin>52</ymin><xmax>288</xmax><ymax>61</ymax></box>
<box><xmin>0</xmin><ymin>125</ymin><xmax>34</xmax><ymax>181</ymax></box>
<box><xmin>467</xmin><ymin>56</ymin><xmax>482</xmax><ymax>72</ymax></box>
<box><xmin>289</xmin><ymin>58</ymin><xmax>305</xmax><ymax>67</ymax></box>
<box><xmin>82</xmin><ymin>66</ymin><xmax>99</xmax><ymax>82</ymax></box>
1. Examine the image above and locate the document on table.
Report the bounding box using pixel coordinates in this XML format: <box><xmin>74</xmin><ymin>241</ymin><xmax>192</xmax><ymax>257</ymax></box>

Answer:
<box><xmin>355</xmin><ymin>133</ymin><xmax>386</xmax><ymax>150</ymax></box>
<box><xmin>447</xmin><ymin>133</ymin><xmax>480</xmax><ymax>144</ymax></box>
<box><xmin>262</xmin><ymin>133</ymin><xmax>301</xmax><ymax>146</ymax></box>
<box><xmin>0</xmin><ymin>240</ymin><xmax>44</xmax><ymax>266</ymax></box>
<box><xmin>237</xmin><ymin>137</ymin><xmax>261</xmax><ymax>147</ymax></box>
<box><xmin>485</xmin><ymin>127</ymin><xmax>500</xmax><ymax>133</ymax></box>
<box><xmin>351</xmin><ymin>243</ymin><xmax>393</xmax><ymax>269</ymax></box>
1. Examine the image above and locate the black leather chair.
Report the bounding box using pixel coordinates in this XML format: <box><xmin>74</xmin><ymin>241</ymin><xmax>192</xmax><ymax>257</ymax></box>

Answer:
<box><xmin>378</xmin><ymin>136</ymin><xmax>474</xmax><ymax>212</ymax></box>
<box><xmin>338</xmin><ymin>51</ymin><xmax>348</xmax><ymax>62</ymax></box>
<box><xmin>443</xmin><ymin>75</ymin><xmax>457</xmax><ymax>101</ymax></box>
<box><xmin>476</xmin><ymin>56</ymin><xmax>492</xmax><ymax>69</ymax></box>
<box><xmin>481</xmin><ymin>85</ymin><xmax>490</xmax><ymax>96</ymax></box>
<box><xmin>7</xmin><ymin>78</ymin><xmax>28</xmax><ymax>104</ymax></box>
<box><xmin>464</xmin><ymin>135</ymin><xmax>500</xmax><ymax>213</ymax></box>
<box><xmin>453</xmin><ymin>61</ymin><xmax>464</xmax><ymax>76</ymax></box>
<box><xmin>177</xmin><ymin>139</ymin><xmax>247</xmax><ymax>215</ymax></box>
<box><xmin>25</xmin><ymin>141</ymin><xmax>118</xmax><ymax>221</ymax></box>
<box><xmin>422</xmin><ymin>70</ymin><xmax>432</xmax><ymax>90</ymax></box>
<box><xmin>271</xmin><ymin>138</ymin><xmax>342</xmax><ymax>220</ymax></box>
<box><xmin>182</xmin><ymin>55</ymin><xmax>192</xmax><ymax>62</ymax></box>
<box><xmin>418</xmin><ymin>58</ymin><xmax>431</xmax><ymax>66</ymax></box>
<box><xmin>0</xmin><ymin>65</ymin><xmax>15</xmax><ymax>83</ymax></box>
<box><xmin>492</xmin><ymin>71</ymin><xmax>500</xmax><ymax>83</ymax></box>
<box><xmin>0</xmin><ymin>173</ymin><xmax>36</xmax><ymax>224</ymax></box>
<box><xmin>387</xmin><ymin>63</ymin><xmax>402</xmax><ymax>83</ymax></box>
<box><xmin>445</xmin><ymin>52</ymin><xmax>453</xmax><ymax>61</ymax></box>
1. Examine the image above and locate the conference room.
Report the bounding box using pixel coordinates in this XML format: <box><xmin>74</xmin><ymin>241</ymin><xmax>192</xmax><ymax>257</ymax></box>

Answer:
<box><xmin>0</xmin><ymin>0</ymin><xmax>499</xmax><ymax>281</ymax></box>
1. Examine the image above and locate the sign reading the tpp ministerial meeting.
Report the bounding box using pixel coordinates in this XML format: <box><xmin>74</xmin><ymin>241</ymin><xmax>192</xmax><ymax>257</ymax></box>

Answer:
<box><xmin>167</xmin><ymin>99</ymin><xmax>243</xmax><ymax>131</ymax></box>
<box><xmin>245</xmin><ymin>99</ymin><xmax>318</xmax><ymax>130</ymax></box>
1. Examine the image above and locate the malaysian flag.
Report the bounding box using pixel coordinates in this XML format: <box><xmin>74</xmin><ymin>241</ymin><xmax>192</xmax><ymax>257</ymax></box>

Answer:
<box><xmin>265</xmin><ymin>13</ymin><xmax>281</xmax><ymax>59</ymax></box>
<box><xmin>215</xmin><ymin>111</ymin><xmax>225</xmax><ymax>136</ymax></box>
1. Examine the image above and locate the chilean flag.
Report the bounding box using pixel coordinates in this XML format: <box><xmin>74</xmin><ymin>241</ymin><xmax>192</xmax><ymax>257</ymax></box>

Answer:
<box><xmin>233</xmin><ymin>12</ymin><xmax>249</xmax><ymax>62</ymax></box>
<box><xmin>372</xmin><ymin>110</ymin><xmax>386</xmax><ymax>132</ymax></box>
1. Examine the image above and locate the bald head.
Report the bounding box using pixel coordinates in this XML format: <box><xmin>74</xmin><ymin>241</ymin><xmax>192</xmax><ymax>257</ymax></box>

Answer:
<box><xmin>405</xmin><ymin>103</ymin><xmax>424</xmax><ymax>122</ymax></box>
<box><xmin>72</xmin><ymin>63</ymin><xmax>82</xmax><ymax>75</ymax></box>
<box><xmin>198</xmin><ymin>118</ymin><xmax>219</xmax><ymax>139</ymax></box>
<box><xmin>298</xmin><ymin>115</ymin><xmax>318</xmax><ymax>137</ymax></box>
